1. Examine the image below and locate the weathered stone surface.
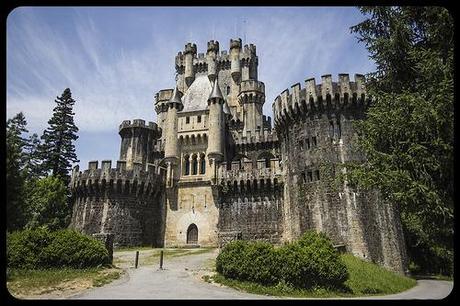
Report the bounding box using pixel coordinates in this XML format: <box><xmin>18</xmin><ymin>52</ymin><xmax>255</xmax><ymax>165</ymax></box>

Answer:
<box><xmin>69</xmin><ymin>39</ymin><xmax>407</xmax><ymax>275</ymax></box>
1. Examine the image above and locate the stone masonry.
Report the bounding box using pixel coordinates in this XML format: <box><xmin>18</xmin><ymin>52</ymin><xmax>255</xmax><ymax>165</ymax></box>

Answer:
<box><xmin>69</xmin><ymin>38</ymin><xmax>408</xmax><ymax>274</ymax></box>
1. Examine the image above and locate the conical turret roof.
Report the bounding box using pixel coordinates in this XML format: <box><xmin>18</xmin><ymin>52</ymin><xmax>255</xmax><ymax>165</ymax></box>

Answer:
<box><xmin>168</xmin><ymin>86</ymin><xmax>183</xmax><ymax>104</ymax></box>
<box><xmin>208</xmin><ymin>77</ymin><xmax>224</xmax><ymax>101</ymax></box>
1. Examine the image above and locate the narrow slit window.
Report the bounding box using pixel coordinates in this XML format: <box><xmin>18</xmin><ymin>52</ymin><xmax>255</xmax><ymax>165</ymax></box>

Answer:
<box><xmin>307</xmin><ymin>171</ymin><xmax>313</xmax><ymax>182</ymax></box>
<box><xmin>314</xmin><ymin>170</ymin><xmax>320</xmax><ymax>181</ymax></box>
<box><xmin>312</xmin><ymin>136</ymin><xmax>317</xmax><ymax>147</ymax></box>
<box><xmin>197</xmin><ymin>115</ymin><xmax>201</xmax><ymax>123</ymax></box>
<box><xmin>299</xmin><ymin>139</ymin><xmax>304</xmax><ymax>150</ymax></box>
<box><xmin>186</xmin><ymin>116</ymin><xmax>190</xmax><ymax>124</ymax></box>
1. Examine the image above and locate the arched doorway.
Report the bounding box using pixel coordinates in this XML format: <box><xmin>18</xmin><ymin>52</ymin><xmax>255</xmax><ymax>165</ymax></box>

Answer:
<box><xmin>186</xmin><ymin>224</ymin><xmax>198</xmax><ymax>244</ymax></box>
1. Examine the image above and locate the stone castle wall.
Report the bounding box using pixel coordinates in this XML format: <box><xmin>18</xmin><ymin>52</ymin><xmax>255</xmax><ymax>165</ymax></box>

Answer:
<box><xmin>273</xmin><ymin>74</ymin><xmax>408</xmax><ymax>273</ymax></box>
<box><xmin>69</xmin><ymin>160</ymin><xmax>165</xmax><ymax>247</ymax></box>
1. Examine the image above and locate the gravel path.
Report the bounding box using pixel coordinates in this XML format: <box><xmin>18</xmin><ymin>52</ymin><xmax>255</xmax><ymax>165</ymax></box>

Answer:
<box><xmin>71</xmin><ymin>248</ymin><xmax>453</xmax><ymax>300</ymax></box>
<box><xmin>71</xmin><ymin>248</ymin><xmax>272</xmax><ymax>299</ymax></box>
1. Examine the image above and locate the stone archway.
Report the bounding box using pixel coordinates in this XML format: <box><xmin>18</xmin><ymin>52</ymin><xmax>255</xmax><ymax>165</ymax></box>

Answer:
<box><xmin>186</xmin><ymin>224</ymin><xmax>198</xmax><ymax>244</ymax></box>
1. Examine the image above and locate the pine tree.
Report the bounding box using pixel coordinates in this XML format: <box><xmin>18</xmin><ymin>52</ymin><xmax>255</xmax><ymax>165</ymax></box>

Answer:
<box><xmin>40</xmin><ymin>88</ymin><xmax>79</xmax><ymax>185</ymax></box>
<box><xmin>348</xmin><ymin>7</ymin><xmax>453</xmax><ymax>275</ymax></box>
<box><xmin>6</xmin><ymin>112</ymin><xmax>30</xmax><ymax>230</ymax></box>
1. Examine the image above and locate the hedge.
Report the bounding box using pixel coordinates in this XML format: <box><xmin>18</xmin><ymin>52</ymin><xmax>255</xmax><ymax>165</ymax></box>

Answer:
<box><xmin>216</xmin><ymin>231</ymin><xmax>349</xmax><ymax>289</ymax></box>
<box><xmin>7</xmin><ymin>228</ymin><xmax>109</xmax><ymax>269</ymax></box>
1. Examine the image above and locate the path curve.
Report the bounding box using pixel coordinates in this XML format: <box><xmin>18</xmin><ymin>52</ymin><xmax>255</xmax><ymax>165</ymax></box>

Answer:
<box><xmin>71</xmin><ymin>249</ymin><xmax>453</xmax><ymax>300</ymax></box>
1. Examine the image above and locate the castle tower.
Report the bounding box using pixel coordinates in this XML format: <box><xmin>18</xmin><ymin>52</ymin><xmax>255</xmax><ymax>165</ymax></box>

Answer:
<box><xmin>118</xmin><ymin>119</ymin><xmax>161</xmax><ymax>170</ymax></box>
<box><xmin>154</xmin><ymin>89</ymin><xmax>173</xmax><ymax>133</ymax></box>
<box><xmin>207</xmin><ymin>77</ymin><xmax>225</xmax><ymax>183</ymax></box>
<box><xmin>242</xmin><ymin>44</ymin><xmax>258</xmax><ymax>81</ymax></box>
<box><xmin>164</xmin><ymin>86</ymin><xmax>183</xmax><ymax>187</ymax></box>
<box><xmin>206</xmin><ymin>40</ymin><xmax>219</xmax><ymax>82</ymax></box>
<box><xmin>184</xmin><ymin>43</ymin><xmax>197</xmax><ymax>90</ymax></box>
<box><xmin>238</xmin><ymin>80</ymin><xmax>265</xmax><ymax>137</ymax></box>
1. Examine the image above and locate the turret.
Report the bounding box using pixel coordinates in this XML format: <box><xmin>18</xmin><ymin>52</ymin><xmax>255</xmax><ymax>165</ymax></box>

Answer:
<box><xmin>163</xmin><ymin>87</ymin><xmax>183</xmax><ymax>188</ymax></box>
<box><xmin>207</xmin><ymin>78</ymin><xmax>225</xmax><ymax>184</ymax></box>
<box><xmin>119</xmin><ymin>119</ymin><xmax>161</xmax><ymax>170</ymax></box>
<box><xmin>206</xmin><ymin>40</ymin><xmax>219</xmax><ymax>82</ymax></box>
<box><xmin>154</xmin><ymin>89</ymin><xmax>173</xmax><ymax>132</ymax></box>
<box><xmin>230</xmin><ymin>38</ymin><xmax>242</xmax><ymax>81</ymax></box>
<box><xmin>242</xmin><ymin>44</ymin><xmax>258</xmax><ymax>81</ymax></box>
<box><xmin>184</xmin><ymin>43</ymin><xmax>197</xmax><ymax>88</ymax></box>
<box><xmin>238</xmin><ymin>80</ymin><xmax>265</xmax><ymax>136</ymax></box>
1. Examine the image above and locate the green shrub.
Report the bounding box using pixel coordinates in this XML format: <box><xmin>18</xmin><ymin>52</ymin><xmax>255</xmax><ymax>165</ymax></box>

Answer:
<box><xmin>279</xmin><ymin>231</ymin><xmax>349</xmax><ymax>289</ymax></box>
<box><xmin>216</xmin><ymin>231</ymin><xmax>349</xmax><ymax>290</ymax></box>
<box><xmin>41</xmin><ymin>230</ymin><xmax>109</xmax><ymax>268</ymax></box>
<box><xmin>216</xmin><ymin>240</ymin><xmax>248</xmax><ymax>280</ymax></box>
<box><xmin>7</xmin><ymin>228</ymin><xmax>52</xmax><ymax>270</ymax></box>
<box><xmin>7</xmin><ymin>229</ymin><xmax>109</xmax><ymax>269</ymax></box>
<box><xmin>242</xmin><ymin>241</ymin><xmax>279</xmax><ymax>285</ymax></box>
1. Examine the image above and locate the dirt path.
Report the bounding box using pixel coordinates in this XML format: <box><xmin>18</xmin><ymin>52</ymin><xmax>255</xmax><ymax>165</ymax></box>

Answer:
<box><xmin>69</xmin><ymin>248</ymin><xmax>453</xmax><ymax>300</ymax></box>
<box><xmin>71</xmin><ymin>248</ymin><xmax>272</xmax><ymax>299</ymax></box>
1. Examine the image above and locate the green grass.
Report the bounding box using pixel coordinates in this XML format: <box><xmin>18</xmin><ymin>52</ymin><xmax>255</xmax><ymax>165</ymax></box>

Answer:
<box><xmin>7</xmin><ymin>267</ymin><xmax>122</xmax><ymax>298</ymax></box>
<box><xmin>342</xmin><ymin>254</ymin><xmax>416</xmax><ymax>295</ymax></box>
<box><xmin>113</xmin><ymin>247</ymin><xmax>215</xmax><ymax>267</ymax></box>
<box><xmin>211</xmin><ymin>253</ymin><xmax>417</xmax><ymax>298</ymax></box>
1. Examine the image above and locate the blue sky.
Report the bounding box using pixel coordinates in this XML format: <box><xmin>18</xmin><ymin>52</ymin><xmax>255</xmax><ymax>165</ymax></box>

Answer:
<box><xmin>7</xmin><ymin>7</ymin><xmax>376</xmax><ymax>170</ymax></box>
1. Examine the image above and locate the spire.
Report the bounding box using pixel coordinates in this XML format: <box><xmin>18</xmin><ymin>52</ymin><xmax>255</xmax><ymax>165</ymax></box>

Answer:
<box><xmin>168</xmin><ymin>86</ymin><xmax>183</xmax><ymax>104</ymax></box>
<box><xmin>208</xmin><ymin>77</ymin><xmax>223</xmax><ymax>102</ymax></box>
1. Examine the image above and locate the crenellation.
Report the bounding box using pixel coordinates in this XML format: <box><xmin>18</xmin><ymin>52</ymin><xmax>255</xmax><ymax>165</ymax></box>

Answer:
<box><xmin>69</xmin><ymin>39</ymin><xmax>407</xmax><ymax>274</ymax></box>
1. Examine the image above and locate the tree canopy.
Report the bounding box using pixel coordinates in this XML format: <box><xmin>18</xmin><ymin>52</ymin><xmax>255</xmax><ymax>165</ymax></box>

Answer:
<box><xmin>349</xmin><ymin>6</ymin><xmax>453</xmax><ymax>275</ymax></box>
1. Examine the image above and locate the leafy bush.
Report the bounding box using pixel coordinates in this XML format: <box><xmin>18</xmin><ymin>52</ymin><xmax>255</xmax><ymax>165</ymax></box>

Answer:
<box><xmin>216</xmin><ymin>240</ymin><xmax>248</xmax><ymax>280</ymax></box>
<box><xmin>216</xmin><ymin>231</ymin><xmax>349</xmax><ymax>290</ymax></box>
<box><xmin>279</xmin><ymin>231</ymin><xmax>348</xmax><ymax>289</ymax></box>
<box><xmin>7</xmin><ymin>228</ymin><xmax>109</xmax><ymax>269</ymax></box>
<box><xmin>41</xmin><ymin>230</ymin><xmax>109</xmax><ymax>268</ymax></box>
<box><xmin>7</xmin><ymin>228</ymin><xmax>52</xmax><ymax>270</ymax></box>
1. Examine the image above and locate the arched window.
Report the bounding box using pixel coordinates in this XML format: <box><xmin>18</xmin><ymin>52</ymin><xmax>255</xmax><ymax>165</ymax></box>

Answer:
<box><xmin>192</xmin><ymin>154</ymin><xmax>198</xmax><ymax>175</ymax></box>
<box><xmin>184</xmin><ymin>155</ymin><xmax>190</xmax><ymax>175</ymax></box>
<box><xmin>200</xmin><ymin>153</ymin><xmax>206</xmax><ymax>174</ymax></box>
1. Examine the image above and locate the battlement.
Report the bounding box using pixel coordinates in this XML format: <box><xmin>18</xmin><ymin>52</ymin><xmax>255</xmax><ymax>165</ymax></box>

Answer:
<box><xmin>243</xmin><ymin>44</ymin><xmax>256</xmax><ymax>55</ymax></box>
<box><xmin>230</xmin><ymin>38</ymin><xmax>242</xmax><ymax>50</ymax></box>
<box><xmin>155</xmin><ymin>89</ymin><xmax>174</xmax><ymax>104</ymax></box>
<box><xmin>232</xmin><ymin>128</ymin><xmax>278</xmax><ymax>146</ymax></box>
<box><xmin>272</xmin><ymin>73</ymin><xmax>369</xmax><ymax>126</ymax></box>
<box><xmin>184</xmin><ymin>43</ymin><xmax>197</xmax><ymax>55</ymax></box>
<box><xmin>207</xmin><ymin>40</ymin><xmax>219</xmax><ymax>53</ymax></box>
<box><xmin>70</xmin><ymin>160</ymin><xmax>165</xmax><ymax>196</ymax></box>
<box><xmin>119</xmin><ymin>119</ymin><xmax>162</xmax><ymax>138</ymax></box>
<box><xmin>239</xmin><ymin>80</ymin><xmax>265</xmax><ymax>94</ymax></box>
<box><xmin>218</xmin><ymin>159</ymin><xmax>283</xmax><ymax>191</ymax></box>
<box><xmin>174</xmin><ymin>39</ymin><xmax>257</xmax><ymax>74</ymax></box>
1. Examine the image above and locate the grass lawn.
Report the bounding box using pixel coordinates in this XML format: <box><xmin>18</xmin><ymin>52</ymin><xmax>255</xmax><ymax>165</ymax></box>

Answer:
<box><xmin>7</xmin><ymin>266</ymin><xmax>123</xmax><ymax>299</ymax></box>
<box><xmin>113</xmin><ymin>247</ymin><xmax>215</xmax><ymax>267</ymax></box>
<box><xmin>210</xmin><ymin>253</ymin><xmax>417</xmax><ymax>298</ymax></box>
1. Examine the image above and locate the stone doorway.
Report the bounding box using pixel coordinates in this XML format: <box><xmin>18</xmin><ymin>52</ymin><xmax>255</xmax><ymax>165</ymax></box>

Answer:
<box><xmin>186</xmin><ymin>224</ymin><xmax>198</xmax><ymax>244</ymax></box>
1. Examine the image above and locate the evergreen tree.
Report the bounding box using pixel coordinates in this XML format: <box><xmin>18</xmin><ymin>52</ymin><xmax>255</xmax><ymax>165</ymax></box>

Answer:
<box><xmin>348</xmin><ymin>7</ymin><xmax>453</xmax><ymax>275</ymax></box>
<box><xmin>40</xmin><ymin>88</ymin><xmax>79</xmax><ymax>185</ymax></box>
<box><xmin>6</xmin><ymin>112</ymin><xmax>30</xmax><ymax>230</ymax></box>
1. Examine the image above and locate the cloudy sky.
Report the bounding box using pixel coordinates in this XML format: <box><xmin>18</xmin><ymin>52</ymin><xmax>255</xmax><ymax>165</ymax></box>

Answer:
<box><xmin>7</xmin><ymin>7</ymin><xmax>375</xmax><ymax>170</ymax></box>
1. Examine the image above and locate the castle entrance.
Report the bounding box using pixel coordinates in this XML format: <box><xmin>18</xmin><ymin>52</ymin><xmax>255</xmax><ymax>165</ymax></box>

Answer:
<box><xmin>186</xmin><ymin>224</ymin><xmax>198</xmax><ymax>244</ymax></box>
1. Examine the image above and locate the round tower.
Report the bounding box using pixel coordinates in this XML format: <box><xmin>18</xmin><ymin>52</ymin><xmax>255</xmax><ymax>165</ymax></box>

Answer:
<box><xmin>154</xmin><ymin>89</ymin><xmax>173</xmax><ymax>133</ymax></box>
<box><xmin>163</xmin><ymin>87</ymin><xmax>183</xmax><ymax>188</ymax></box>
<box><xmin>238</xmin><ymin>80</ymin><xmax>265</xmax><ymax>136</ymax></box>
<box><xmin>206</xmin><ymin>77</ymin><xmax>225</xmax><ymax>184</ymax></box>
<box><xmin>230</xmin><ymin>38</ymin><xmax>242</xmax><ymax>81</ymax></box>
<box><xmin>184</xmin><ymin>43</ymin><xmax>197</xmax><ymax>89</ymax></box>
<box><xmin>206</xmin><ymin>40</ymin><xmax>219</xmax><ymax>82</ymax></box>
<box><xmin>119</xmin><ymin>119</ymin><xmax>161</xmax><ymax>170</ymax></box>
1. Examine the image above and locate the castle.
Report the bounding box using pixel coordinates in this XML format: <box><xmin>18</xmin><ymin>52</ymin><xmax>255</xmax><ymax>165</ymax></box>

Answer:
<box><xmin>69</xmin><ymin>38</ymin><xmax>408</xmax><ymax>274</ymax></box>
